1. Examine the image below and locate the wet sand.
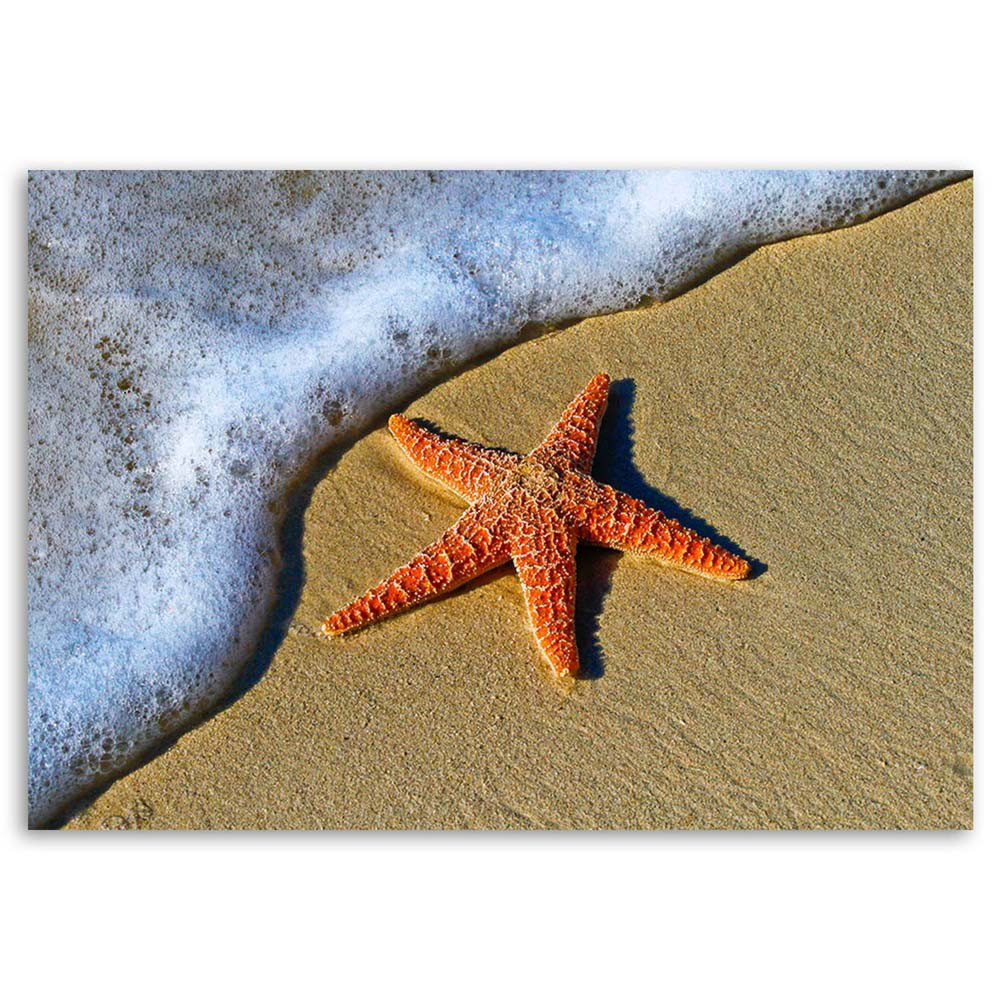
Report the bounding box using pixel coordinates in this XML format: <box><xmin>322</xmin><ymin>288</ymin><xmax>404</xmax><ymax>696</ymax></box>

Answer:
<box><xmin>67</xmin><ymin>179</ymin><xmax>972</xmax><ymax>830</ymax></box>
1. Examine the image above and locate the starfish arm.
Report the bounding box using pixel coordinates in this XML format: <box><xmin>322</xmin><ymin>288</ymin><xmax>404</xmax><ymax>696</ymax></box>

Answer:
<box><xmin>529</xmin><ymin>372</ymin><xmax>610</xmax><ymax>474</ymax></box>
<box><xmin>322</xmin><ymin>503</ymin><xmax>510</xmax><ymax>635</ymax></box>
<box><xmin>565</xmin><ymin>476</ymin><xmax>751</xmax><ymax>580</ymax></box>
<box><xmin>388</xmin><ymin>414</ymin><xmax>520</xmax><ymax>502</ymax></box>
<box><xmin>511</xmin><ymin>512</ymin><xmax>581</xmax><ymax>677</ymax></box>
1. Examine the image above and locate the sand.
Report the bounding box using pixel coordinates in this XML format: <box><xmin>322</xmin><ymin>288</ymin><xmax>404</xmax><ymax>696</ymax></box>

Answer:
<box><xmin>66</xmin><ymin>179</ymin><xmax>973</xmax><ymax>830</ymax></box>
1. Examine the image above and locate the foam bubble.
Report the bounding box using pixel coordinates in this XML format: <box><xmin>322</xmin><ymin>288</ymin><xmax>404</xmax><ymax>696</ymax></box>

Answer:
<box><xmin>27</xmin><ymin>169</ymin><xmax>962</xmax><ymax>825</ymax></box>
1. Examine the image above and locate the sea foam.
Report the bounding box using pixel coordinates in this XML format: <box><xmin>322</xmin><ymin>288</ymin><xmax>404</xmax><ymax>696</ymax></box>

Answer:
<box><xmin>27</xmin><ymin>169</ymin><xmax>961</xmax><ymax>826</ymax></box>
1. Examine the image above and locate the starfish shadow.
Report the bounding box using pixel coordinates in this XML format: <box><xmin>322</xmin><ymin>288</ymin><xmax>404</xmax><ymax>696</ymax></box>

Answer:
<box><xmin>569</xmin><ymin>379</ymin><xmax>764</xmax><ymax>683</ymax></box>
<box><xmin>592</xmin><ymin>378</ymin><xmax>765</xmax><ymax>576</ymax></box>
<box><xmin>574</xmin><ymin>548</ymin><xmax>620</xmax><ymax>680</ymax></box>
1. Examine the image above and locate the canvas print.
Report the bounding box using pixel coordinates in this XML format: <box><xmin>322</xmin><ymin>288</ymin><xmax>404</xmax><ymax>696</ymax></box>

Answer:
<box><xmin>27</xmin><ymin>170</ymin><xmax>972</xmax><ymax>830</ymax></box>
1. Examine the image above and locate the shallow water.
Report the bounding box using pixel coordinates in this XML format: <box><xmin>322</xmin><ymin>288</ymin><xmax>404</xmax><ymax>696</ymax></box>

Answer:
<box><xmin>27</xmin><ymin>169</ymin><xmax>962</xmax><ymax>826</ymax></box>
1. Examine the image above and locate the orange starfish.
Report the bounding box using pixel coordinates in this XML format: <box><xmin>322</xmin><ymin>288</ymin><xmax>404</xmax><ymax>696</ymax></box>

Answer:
<box><xmin>322</xmin><ymin>373</ymin><xmax>750</xmax><ymax>677</ymax></box>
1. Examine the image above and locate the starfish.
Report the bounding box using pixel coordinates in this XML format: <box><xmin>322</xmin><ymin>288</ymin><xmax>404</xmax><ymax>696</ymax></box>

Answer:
<box><xmin>322</xmin><ymin>373</ymin><xmax>750</xmax><ymax>677</ymax></box>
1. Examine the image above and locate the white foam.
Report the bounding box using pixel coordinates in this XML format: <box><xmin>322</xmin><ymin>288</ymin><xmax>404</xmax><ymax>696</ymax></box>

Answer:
<box><xmin>27</xmin><ymin>169</ymin><xmax>961</xmax><ymax>825</ymax></box>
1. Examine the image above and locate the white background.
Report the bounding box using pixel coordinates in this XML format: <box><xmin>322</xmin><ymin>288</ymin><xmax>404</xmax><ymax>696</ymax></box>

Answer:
<box><xmin>3</xmin><ymin>2</ymin><xmax>994</xmax><ymax>998</ymax></box>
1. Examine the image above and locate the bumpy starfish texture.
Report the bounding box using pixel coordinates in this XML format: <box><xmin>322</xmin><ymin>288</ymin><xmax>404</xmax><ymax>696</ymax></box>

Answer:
<box><xmin>322</xmin><ymin>373</ymin><xmax>750</xmax><ymax>677</ymax></box>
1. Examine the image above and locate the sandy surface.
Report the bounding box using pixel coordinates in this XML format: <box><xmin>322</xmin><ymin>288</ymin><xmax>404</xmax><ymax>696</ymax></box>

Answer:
<box><xmin>67</xmin><ymin>180</ymin><xmax>972</xmax><ymax>830</ymax></box>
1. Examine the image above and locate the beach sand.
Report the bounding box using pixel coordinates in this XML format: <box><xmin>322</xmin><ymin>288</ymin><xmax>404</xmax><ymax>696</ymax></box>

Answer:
<box><xmin>66</xmin><ymin>179</ymin><xmax>972</xmax><ymax>830</ymax></box>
